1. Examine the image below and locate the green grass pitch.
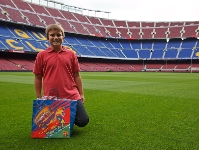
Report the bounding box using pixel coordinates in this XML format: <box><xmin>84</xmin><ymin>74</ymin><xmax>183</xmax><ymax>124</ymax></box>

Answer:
<box><xmin>0</xmin><ymin>72</ymin><xmax>199</xmax><ymax>150</ymax></box>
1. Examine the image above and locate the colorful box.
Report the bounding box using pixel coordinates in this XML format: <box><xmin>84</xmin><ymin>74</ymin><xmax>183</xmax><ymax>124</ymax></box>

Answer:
<box><xmin>31</xmin><ymin>99</ymin><xmax>77</xmax><ymax>138</ymax></box>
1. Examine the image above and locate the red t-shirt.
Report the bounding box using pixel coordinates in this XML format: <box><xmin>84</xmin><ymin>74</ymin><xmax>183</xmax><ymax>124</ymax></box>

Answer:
<box><xmin>33</xmin><ymin>46</ymin><xmax>81</xmax><ymax>99</ymax></box>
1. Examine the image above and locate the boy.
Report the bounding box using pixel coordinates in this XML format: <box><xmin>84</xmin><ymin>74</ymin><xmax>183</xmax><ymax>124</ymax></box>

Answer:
<box><xmin>33</xmin><ymin>24</ymin><xmax>89</xmax><ymax>127</ymax></box>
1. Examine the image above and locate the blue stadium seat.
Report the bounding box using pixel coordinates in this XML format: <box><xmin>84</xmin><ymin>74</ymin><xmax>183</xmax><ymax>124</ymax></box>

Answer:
<box><xmin>141</xmin><ymin>41</ymin><xmax>152</xmax><ymax>49</ymax></box>
<box><xmin>111</xmin><ymin>49</ymin><xmax>125</xmax><ymax>58</ymax></box>
<box><xmin>181</xmin><ymin>39</ymin><xmax>197</xmax><ymax>49</ymax></box>
<box><xmin>108</xmin><ymin>40</ymin><xmax>123</xmax><ymax>49</ymax></box>
<box><xmin>87</xmin><ymin>47</ymin><xmax>107</xmax><ymax>57</ymax></box>
<box><xmin>0</xmin><ymin>40</ymin><xmax>8</xmax><ymax>49</ymax></box>
<box><xmin>178</xmin><ymin>49</ymin><xmax>192</xmax><ymax>59</ymax></box>
<box><xmin>99</xmin><ymin>48</ymin><xmax>118</xmax><ymax>57</ymax></box>
<box><xmin>76</xmin><ymin>37</ymin><xmax>94</xmax><ymax>46</ymax></box>
<box><xmin>130</xmin><ymin>41</ymin><xmax>141</xmax><ymax>49</ymax></box>
<box><xmin>119</xmin><ymin>40</ymin><xmax>132</xmax><ymax>49</ymax></box>
<box><xmin>138</xmin><ymin>50</ymin><xmax>151</xmax><ymax>59</ymax></box>
<box><xmin>89</xmin><ymin>39</ymin><xmax>105</xmax><ymax>47</ymax></box>
<box><xmin>166</xmin><ymin>40</ymin><xmax>181</xmax><ymax>49</ymax></box>
<box><xmin>65</xmin><ymin>36</ymin><xmax>80</xmax><ymax>45</ymax></box>
<box><xmin>98</xmin><ymin>39</ymin><xmax>115</xmax><ymax>48</ymax></box>
<box><xmin>72</xmin><ymin>45</ymin><xmax>95</xmax><ymax>56</ymax></box>
<box><xmin>151</xmin><ymin>50</ymin><xmax>164</xmax><ymax>59</ymax></box>
<box><xmin>164</xmin><ymin>49</ymin><xmax>178</xmax><ymax>59</ymax></box>
<box><xmin>153</xmin><ymin>41</ymin><xmax>166</xmax><ymax>49</ymax></box>
<box><xmin>122</xmin><ymin>49</ymin><xmax>138</xmax><ymax>58</ymax></box>
<box><xmin>0</xmin><ymin>25</ymin><xmax>15</xmax><ymax>37</ymax></box>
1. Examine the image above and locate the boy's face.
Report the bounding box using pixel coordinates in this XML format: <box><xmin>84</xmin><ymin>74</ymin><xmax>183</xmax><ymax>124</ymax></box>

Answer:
<box><xmin>48</xmin><ymin>29</ymin><xmax>64</xmax><ymax>48</ymax></box>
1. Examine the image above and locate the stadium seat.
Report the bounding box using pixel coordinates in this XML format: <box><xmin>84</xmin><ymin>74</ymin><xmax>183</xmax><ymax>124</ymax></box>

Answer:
<box><xmin>1</xmin><ymin>6</ymin><xmax>28</xmax><ymax>24</ymax></box>
<box><xmin>122</xmin><ymin>49</ymin><xmax>138</xmax><ymax>58</ymax></box>
<box><xmin>113</xmin><ymin>20</ymin><xmax>127</xmax><ymax>27</ymax></box>
<box><xmin>141</xmin><ymin>28</ymin><xmax>154</xmax><ymax>39</ymax></box>
<box><xmin>168</xmin><ymin>27</ymin><xmax>182</xmax><ymax>38</ymax></box>
<box><xmin>12</xmin><ymin>0</ymin><xmax>33</xmax><ymax>12</ymax></box>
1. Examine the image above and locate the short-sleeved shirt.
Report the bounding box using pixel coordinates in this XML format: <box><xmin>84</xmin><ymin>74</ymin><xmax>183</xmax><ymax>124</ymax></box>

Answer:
<box><xmin>33</xmin><ymin>46</ymin><xmax>81</xmax><ymax>99</ymax></box>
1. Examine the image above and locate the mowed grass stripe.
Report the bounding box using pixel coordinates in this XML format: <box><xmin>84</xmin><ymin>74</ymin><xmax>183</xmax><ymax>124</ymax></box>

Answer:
<box><xmin>82</xmin><ymin>72</ymin><xmax>198</xmax><ymax>84</ymax></box>
<box><xmin>0</xmin><ymin>75</ymin><xmax>34</xmax><ymax>84</ymax></box>
<box><xmin>0</xmin><ymin>72</ymin><xmax>198</xmax><ymax>99</ymax></box>
<box><xmin>82</xmin><ymin>72</ymin><xmax>198</xmax><ymax>99</ymax></box>
<box><xmin>83</xmin><ymin>78</ymin><xmax>197</xmax><ymax>99</ymax></box>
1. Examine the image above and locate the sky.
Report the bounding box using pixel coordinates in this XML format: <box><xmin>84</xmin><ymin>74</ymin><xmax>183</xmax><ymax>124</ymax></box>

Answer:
<box><xmin>26</xmin><ymin>0</ymin><xmax>199</xmax><ymax>22</ymax></box>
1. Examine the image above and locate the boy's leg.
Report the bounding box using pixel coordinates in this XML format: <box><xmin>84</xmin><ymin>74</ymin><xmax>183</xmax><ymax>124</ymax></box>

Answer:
<box><xmin>75</xmin><ymin>100</ymin><xmax>89</xmax><ymax>127</ymax></box>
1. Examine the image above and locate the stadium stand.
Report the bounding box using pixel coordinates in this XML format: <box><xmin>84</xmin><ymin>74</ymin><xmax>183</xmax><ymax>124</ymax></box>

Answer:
<box><xmin>114</xmin><ymin>20</ymin><xmax>127</xmax><ymax>27</ymax></box>
<box><xmin>154</xmin><ymin>27</ymin><xmax>168</xmax><ymax>39</ymax></box>
<box><xmin>0</xmin><ymin>0</ymin><xmax>199</xmax><ymax>72</ymax></box>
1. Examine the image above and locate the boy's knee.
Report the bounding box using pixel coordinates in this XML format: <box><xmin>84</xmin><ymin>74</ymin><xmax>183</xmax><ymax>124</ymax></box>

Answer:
<box><xmin>75</xmin><ymin>100</ymin><xmax>89</xmax><ymax>127</ymax></box>
<box><xmin>75</xmin><ymin>117</ymin><xmax>89</xmax><ymax>127</ymax></box>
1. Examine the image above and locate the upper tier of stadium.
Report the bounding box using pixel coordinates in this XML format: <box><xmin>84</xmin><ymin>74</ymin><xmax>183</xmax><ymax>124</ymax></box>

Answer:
<box><xmin>0</xmin><ymin>0</ymin><xmax>199</xmax><ymax>39</ymax></box>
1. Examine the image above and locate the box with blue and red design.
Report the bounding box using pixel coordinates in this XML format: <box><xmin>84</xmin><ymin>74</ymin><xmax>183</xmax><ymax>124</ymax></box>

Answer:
<box><xmin>31</xmin><ymin>99</ymin><xmax>77</xmax><ymax>138</ymax></box>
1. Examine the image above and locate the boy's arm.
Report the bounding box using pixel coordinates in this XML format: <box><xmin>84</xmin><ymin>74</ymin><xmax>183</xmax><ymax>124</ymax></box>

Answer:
<box><xmin>74</xmin><ymin>72</ymin><xmax>85</xmax><ymax>103</ymax></box>
<box><xmin>34</xmin><ymin>74</ymin><xmax>43</xmax><ymax>98</ymax></box>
